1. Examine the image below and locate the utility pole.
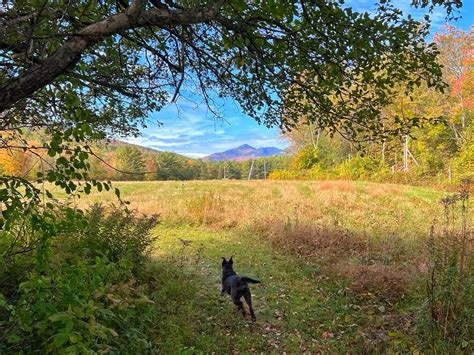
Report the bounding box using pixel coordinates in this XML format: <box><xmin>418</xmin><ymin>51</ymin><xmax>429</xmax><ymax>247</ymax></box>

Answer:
<box><xmin>263</xmin><ymin>159</ymin><xmax>267</xmax><ymax>180</ymax></box>
<box><xmin>381</xmin><ymin>122</ymin><xmax>386</xmax><ymax>164</ymax></box>
<box><xmin>403</xmin><ymin>135</ymin><xmax>409</xmax><ymax>173</ymax></box>
<box><xmin>401</xmin><ymin>97</ymin><xmax>409</xmax><ymax>173</ymax></box>
<box><xmin>381</xmin><ymin>139</ymin><xmax>386</xmax><ymax>163</ymax></box>
<box><xmin>248</xmin><ymin>160</ymin><xmax>255</xmax><ymax>180</ymax></box>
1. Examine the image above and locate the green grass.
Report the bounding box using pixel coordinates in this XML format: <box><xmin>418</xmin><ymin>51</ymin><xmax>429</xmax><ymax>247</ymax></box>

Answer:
<box><xmin>147</xmin><ymin>223</ymin><xmax>420</xmax><ymax>353</ymax></box>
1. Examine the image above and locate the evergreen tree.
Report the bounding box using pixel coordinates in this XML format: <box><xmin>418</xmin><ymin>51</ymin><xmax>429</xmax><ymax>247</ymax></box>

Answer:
<box><xmin>117</xmin><ymin>146</ymin><xmax>145</xmax><ymax>181</ymax></box>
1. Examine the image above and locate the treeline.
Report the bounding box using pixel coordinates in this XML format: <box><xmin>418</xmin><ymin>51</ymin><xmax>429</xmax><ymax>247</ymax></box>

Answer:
<box><xmin>270</xmin><ymin>27</ymin><xmax>473</xmax><ymax>185</ymax></box>
<box><xmin>0</xmin><ymin>135</ymin><xmax>289</xmax><ymax>181</ymax></box>
<box><xmin>89</xmin><ymin>143</ymin><xmax>289</xmax><ymax>181</ymax></box>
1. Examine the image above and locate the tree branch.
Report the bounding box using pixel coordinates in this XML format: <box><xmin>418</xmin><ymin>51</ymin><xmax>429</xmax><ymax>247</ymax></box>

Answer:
<box><xmin>0</xmin><ymin>2</ymin><xmax>224</xmax><ymax>113</ymax></box>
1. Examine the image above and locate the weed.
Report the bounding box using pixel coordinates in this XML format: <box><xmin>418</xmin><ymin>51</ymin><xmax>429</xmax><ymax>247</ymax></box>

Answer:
<box><xmin>424</xmin><ymin>179</ymin><xmax>473</xmax><ymax>350</ymax></box>
<box><xmin>0</xmin><ymin>204</ymin><xmax>160</xmax><ymax>353</ymax></box>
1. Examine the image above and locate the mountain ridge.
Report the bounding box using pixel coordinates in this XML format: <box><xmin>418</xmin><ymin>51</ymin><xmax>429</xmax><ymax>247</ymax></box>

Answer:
<box><xmin>204</xmin><ymin>144</ymin><xmax>285</xmax><ymax>161</ymax></box>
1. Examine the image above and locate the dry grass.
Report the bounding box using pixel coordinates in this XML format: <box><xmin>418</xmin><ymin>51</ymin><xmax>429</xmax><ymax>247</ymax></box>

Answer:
<box><xmin>62</xmin><ymin>180</ymin><xmax>448</xmax><ymax>289</ymax></box>
<box><xmin>341</xmin><ymin>262</ymin><xmax>411</xmax><ymax>300</ymax></box>
<box><xmin>67</xmin><ymin>180</ymin><xmax>443</xmax><ymax>234</ymax></box>
<box><xmin>255</xmin><ymin>219</ymin><xmax>366</xmax><ymax>257</ymax></box>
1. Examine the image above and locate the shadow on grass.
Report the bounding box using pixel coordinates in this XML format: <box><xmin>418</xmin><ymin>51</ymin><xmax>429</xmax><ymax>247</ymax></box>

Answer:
<box><xmin>145</xmin><ymin>224</ymin><xmax>420</xmax><ymax>353</ymax></box>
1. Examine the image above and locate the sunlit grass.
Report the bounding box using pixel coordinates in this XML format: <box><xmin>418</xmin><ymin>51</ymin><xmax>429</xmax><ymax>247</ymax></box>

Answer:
<box><xmin>62</xmin><ymin>180</ymin><xmax>445</xmax><ymax>237</ymax></box>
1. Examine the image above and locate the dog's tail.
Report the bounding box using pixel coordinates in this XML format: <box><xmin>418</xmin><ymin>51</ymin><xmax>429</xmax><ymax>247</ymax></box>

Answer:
<box><xmin>240</xmin><ymin>276</ymin><xmax>261</xmax><ymax>284</ymax></box>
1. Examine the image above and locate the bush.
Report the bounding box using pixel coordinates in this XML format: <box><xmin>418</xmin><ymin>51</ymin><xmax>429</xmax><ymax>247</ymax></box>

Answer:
<box><xmin>452</xmin><ymin>141</ymin><xmax>474</xmax><ymax>182</ymax></box>
<box><xmin>0</xmin><ymin>204</ymin><xmax>160</xmax><ymax>353</ymax></box>
<box><xmin>268</xmin><ymin>169</ymin><xmax>303</xmax><ymax>180</ymax></box>
<box><xmin>76</xmin><ymin>204</ymin><xmax>159</xmax><ymax>270</ymax></box>
<box><xmin>291</xmin><ymin>146</ymin><xmax>320</xmax><ymax>170</ymax></box>
<box><xmin>307</xmin><ymin>164</ymin><xmax>333</xmax><ymax>179</ymax></box>
<box><xmin>336</xmin><ymin>156</ymin><xmax>388</xmax><ymax>179</ymax></box>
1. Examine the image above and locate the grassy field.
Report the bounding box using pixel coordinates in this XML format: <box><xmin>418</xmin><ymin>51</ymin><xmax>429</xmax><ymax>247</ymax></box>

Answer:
<box><xmin>57</xmin><ymin>180</ymin><xmax>472</xmax><ymax>352</ymax></box>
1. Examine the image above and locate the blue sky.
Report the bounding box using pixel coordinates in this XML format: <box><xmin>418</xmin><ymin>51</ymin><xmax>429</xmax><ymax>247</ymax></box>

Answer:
<box><xmin>125</xmin><ymin>0</ymin><xmax>473</xmax><ymax>158</ymax></box>
<box><xmin>124</xmin><ymin>98</ymin><xmax>285</xmax><ymax>158</ymax></box>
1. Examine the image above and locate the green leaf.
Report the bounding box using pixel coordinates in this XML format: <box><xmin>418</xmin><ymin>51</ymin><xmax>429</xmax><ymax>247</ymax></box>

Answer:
<box><xmin>69</xmin><ymin>334</ymin><xmax>80</xmax><ymax>344</ymax></box>
<box><xmin>49</xmin><ymin>313</ymin><xmax>70</xmax><ymax>322</ymax></box>
<box><xmin>79</xmin><ymin>151</ymin><xmax>88</xmax><ymax>161</ymax></box>
<box><xmin>53</xmin><ymin>333</ymin><xmax>69</xmax><ymax>347</ymax></box>
<box><xmin>56</xmin><ymin>156</ymin><xmax>69</xmax><ymax>166</ymax></box>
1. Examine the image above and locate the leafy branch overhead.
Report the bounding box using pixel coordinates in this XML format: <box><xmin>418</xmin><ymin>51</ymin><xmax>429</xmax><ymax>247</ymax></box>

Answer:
<box><xmin>0</xmin><ymin>0</ymin><xmax>463</xmax><ymax>139</ymax></box>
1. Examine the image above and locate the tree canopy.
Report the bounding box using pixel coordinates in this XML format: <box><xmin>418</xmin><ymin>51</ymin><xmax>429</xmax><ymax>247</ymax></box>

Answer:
<box><xmin>0</xmin><ymin>0</ymin><xmax>463</xmax><ymax>140</ymax></box>
<box><xmin>274</xmin><ymin>26</ymin><xmax>472</xmax><ymax>183</ymax></box>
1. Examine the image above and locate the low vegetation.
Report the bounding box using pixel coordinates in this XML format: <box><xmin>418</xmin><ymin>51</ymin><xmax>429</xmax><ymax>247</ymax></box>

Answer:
<box><xmin>0</xmin><ymin>204</ymin><xmax>160</xmax><ymax>352</ymax></box>
<box><xmin>4</xmin><ymin>179</ymin><xmax>463</xmax><ymax>352</ymax></box>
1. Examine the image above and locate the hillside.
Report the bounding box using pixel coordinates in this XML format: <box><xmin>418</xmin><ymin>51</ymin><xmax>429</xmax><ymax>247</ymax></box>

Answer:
<box><xmin>101</xmin><ymin>139</ymin><xmax>172</xmax><ymax>157</ymax></box>
<box><xmin>204</xmin><ymin>144</ymin><xmax>285</xmax><ymax>161</ymax></box>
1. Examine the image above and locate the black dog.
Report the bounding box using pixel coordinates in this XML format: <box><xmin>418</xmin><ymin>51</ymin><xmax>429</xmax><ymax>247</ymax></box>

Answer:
<box><xmin>221</xmin><ymin>256</ymin><xmax>260</xmax><ymax>321</ymax></box>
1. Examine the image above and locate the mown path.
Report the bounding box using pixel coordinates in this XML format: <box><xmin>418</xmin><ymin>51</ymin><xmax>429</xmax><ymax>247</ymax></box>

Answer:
<box><xmin>148</xmin><ymin>224</ymin><xmax>414</xmax><ymax>354</ymax></box>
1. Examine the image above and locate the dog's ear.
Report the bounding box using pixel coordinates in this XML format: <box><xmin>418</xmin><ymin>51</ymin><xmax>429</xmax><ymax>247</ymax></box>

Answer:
<box><xmin>221</xmin><ymin>257</ymin><xmax>226</xmax><ymax>266</ymax></box>
<box><xmin>229</xmin><ymin>256</ymin><xmax>233</xmax><ymax>264</ymax></box>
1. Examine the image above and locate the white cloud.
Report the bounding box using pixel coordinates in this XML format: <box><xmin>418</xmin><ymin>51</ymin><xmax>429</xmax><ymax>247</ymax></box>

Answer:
<box><xmin>181</xmin><ymin>152</ymin><xmax>208</xmax><ymax>158</ymax></box>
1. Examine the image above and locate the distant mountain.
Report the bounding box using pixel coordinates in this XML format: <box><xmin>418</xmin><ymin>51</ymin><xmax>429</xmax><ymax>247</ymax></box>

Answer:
<box><xmin>204</xmin><ymin>144</ymin><xmax>285</xmax><ymax>161</ymax></box>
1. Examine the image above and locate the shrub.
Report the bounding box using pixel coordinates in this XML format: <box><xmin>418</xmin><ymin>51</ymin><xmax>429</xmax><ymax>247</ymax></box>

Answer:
<box><xmin>76</xmin><ymin>204</ymin><xmax>159</xmax><ymax>270</ymax></box>
<box><xmin>291</xmin><ymin>146</ymin><xmax>320</xmax><ymax>170</ymax></box>
<box><xmin>0</xmin><ymin>204</ymin><xmax>160</xmax><ymax>353</ymax></box>
<box><xmin>336</xmin><ymin>156</ymin><xmax>388</xmax><ymax>179</ymax></box>
<box><xmin>452</xmin><ymin>141</ymin><xmax>474</xmax><ymax>182</ymax></box>
<box><xmin>307</xmin><ymin>164</ymin><xmax>333</xmax><ymax>179</ymax></box>
<box><xmin>2</xmin><ymin>256</ymin><xmax>159</xmax><ymax>353</ymax></box>
<box><xmin>268</xmin><ymin>169</ymin><xmax>302</xmax><ymax>180</ymax></box>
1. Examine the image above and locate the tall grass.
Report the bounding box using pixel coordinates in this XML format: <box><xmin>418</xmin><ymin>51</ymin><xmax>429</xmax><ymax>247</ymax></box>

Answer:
<box><xmin>64</xmin><ymin>180</ymin><xmax>452</xmax><ymax>305</ymax></box>
<box><xmin>425</xmin><ymin>180</ymin><xmax>473</xmax><ymax>349</ymax></box>
<box><xmin>68</xmin><ymin>180</ymin><xmax>444</xmax><ymax>265</ymax></box>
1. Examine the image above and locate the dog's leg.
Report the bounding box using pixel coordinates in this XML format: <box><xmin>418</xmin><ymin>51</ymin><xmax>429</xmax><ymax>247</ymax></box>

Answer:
<box><xmin>243</xmin><ymin>289</ymin><xmax>256</xmax><ymax>321</ymax></box>
<box><xmin>232</xmin><ymin>290</ymin><xmax>246</xmax><ymax>318</ymax></box>
<box><xmin>234</xmin><ymin>299</ymin><xmax>246</xmax><ymax>317</ymax></box>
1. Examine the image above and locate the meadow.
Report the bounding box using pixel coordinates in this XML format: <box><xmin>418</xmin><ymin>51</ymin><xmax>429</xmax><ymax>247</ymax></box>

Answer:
<box><xmin>52</xmin><ymin>179</ymin><xmax>472</xmax><ymax>353</ymax></box>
